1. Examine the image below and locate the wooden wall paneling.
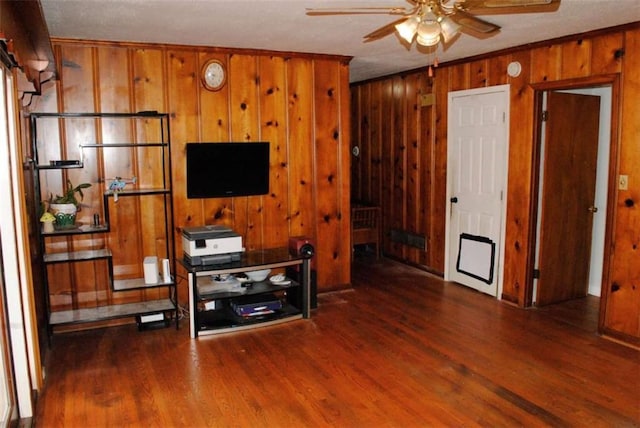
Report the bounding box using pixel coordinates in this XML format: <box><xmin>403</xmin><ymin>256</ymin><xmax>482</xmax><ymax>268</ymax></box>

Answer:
<box><xmin>590</xmin><ymin>32</ymin><xmax>624</xmax><ymax>75</ymax></box>
<box><xmin>229</xmin><ymin>55</ymin><xmax>260</xmax><ymax>142</ymax></box>
<box><xmin>501</xmin><ymin>50</ymin><xmax>534</xmax><ymax>304</ymax></box>
<box><xmin>338</xmin><ymin>59</ymin><xmax>351</xmax><ymax>286</ymax></box>
<box><xmin>58</xmin><ymin>46</ymin><xmax>98</xmax><ymax>229</ymax></box>
<box><xmin>350</xmin><ymin>86</ymin><xmax>360</xmax><ymax>201</ymax></box>
<box><xmin>418</xmin><ymin>75</ymin><xmax>434</xmax><ymax>268</ymax></box>
<box><xmin>132</xmin><ymin>47</ymin><xmax>167</xmax><ymax>201</ymax></box>
<box><xmin>96</xmin><ymin>46</ymin><xmax>141</xmax><ymax>286</ymax></box>
<box><xmin>358</xmin><ymin>85</ymin><xmax>371</xmax><ymax>202</ymax></box>
<box><xmin>530</xmin><ymin>45</ymin><xmax>561</xmax><ymax>84</ymax></box>
<box><xmin>380</xmin><ymin>79</ymin><xmax>394</xmax><ymax>255</ymax></box>
<box><xmin>97</xmin><ymin>46</ymin><xmax>132</xmax><ymax>112</ymax></box>
<box><xmin>449</xmin><ymin>63</ymin><xmax>470</xmax><ymax>91</ymax></box>
<box><xmin>559</xmin><ymin>38</ymin><xmax>592</xmax><ymax>79</ymax></box>
<box><xmin>487</xmin><ymin>54</ymin><xmax>510</xmax><ymax>87</ymax></box>
<box><xmin>135</xmin><ymin>123</ymin><xmax>170</xmax><ymax>293</ymax></box>
<box><xmin>57</xmin><ymin>45</ymin><xmax>104</xmax><ymax>310</ymax></box>
<box><xmin>602</xmin><ymin>26</ymin><xmax>640</xmax><ymax>342</ymax></box>
<box><xmin>470</xmin><ymin>59</ymin><xmax>488</xmax><ymax>88</ymax></box>
<box><xmin>286</xmin><ymin>57</ymin><xmax>315</xmax><ymax>239</ymax></box>
<box><xmin>313</xmin><ymin>59</ymin><xmax>345</xmax><ymax>286</ymax></box>
<box><xmin>166</xmin><ymin>48</ymin><xmax>200</xmax><ymax>306</ymax></box>
<box><xmin>46</xmin><ymin>264</ymin><xmax>70</xmax><ymax>311</ymax></box>
<box><xmin>132</xmin><ymin>47</ymin><xmax>166</xmax><ymax>113</ymax></box>
<box><xmin>405</xmin><ymin>73</ymin><xmax>420</xmax><ymax>263</ymax></box>
<box><xmin>369</xmin><ymin>81</ymin><xmax>383</xmax><ymax>208</ymax></box>
<box><xmin>228</xmin><ymin>55</ymin><xmax>263</xmax><ymax>250</ymax></box>
<box><xmin>166</xmin><ymin>49</ymin><xmax>200</xmax><ymax>240</ymax></box>
<box><xmin>128</xmin><ymin>47</ymin><xmax>171</xmax><ymax>299</ymax></box>
<box><xmin>390</xmin><ymin>76</ymin><xmax>407</xmax><ymax>259</ymax></box>
<box><xmin>197</xmin><ymin>52</ymin><xmax>233</xmax><ymax>228</ymax></box>
<box><xmin>430</xmin><ymin>70</ymin><xmax>448</xmax><ymax>274</ymax></box>
<box><xmin>258</xmin><ymin>55</ymin><xmax>289</xmax><ymax>249</ymax></box>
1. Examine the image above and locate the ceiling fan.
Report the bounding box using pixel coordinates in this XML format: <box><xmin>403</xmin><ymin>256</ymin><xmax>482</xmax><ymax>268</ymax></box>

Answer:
<box><xmin>306</xmin><ymin>0</ymin><xmax>560</xmax><ymax>48</ymax></box>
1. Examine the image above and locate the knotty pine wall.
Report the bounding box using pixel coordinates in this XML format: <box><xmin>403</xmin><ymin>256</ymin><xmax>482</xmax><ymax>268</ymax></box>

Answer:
<box><xmin>31</xmin><ymin>39</ymin><xmax>352</xmax><ymax>312</ymax></box>
<box><xmin>351</xmin><ymin>23</ymin><xmax>640</xmax><ymax>343</ymax></box>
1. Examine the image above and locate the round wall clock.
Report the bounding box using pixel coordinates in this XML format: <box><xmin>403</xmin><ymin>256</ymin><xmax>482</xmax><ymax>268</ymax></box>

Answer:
<box><xmin>201</xmin><ymin>59</ymin><xmax>226</xmax><ymax>91</ymax></box>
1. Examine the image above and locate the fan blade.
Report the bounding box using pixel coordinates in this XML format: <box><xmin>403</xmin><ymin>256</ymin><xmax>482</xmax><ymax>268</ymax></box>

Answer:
<box><xmin>363</xmin><ymin>17</ymin><xmax>410</xmax><ymax>42</ymax></box>
<box><xmin>306</xmin><ymin>7</ymin><xmax>412</xmax><ymax>16</ymax></box>
<box><xmin>455</xmin><ymin>0</ymin><xmax>560</xmax><ymax>14</ymax></box>
<box><xmin>450</xmin><ymin>9</ymin><xmax>500</xmax><ymax>33</ymax></box>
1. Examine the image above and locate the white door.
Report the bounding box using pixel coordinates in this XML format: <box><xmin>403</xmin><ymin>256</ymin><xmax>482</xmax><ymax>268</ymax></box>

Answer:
<box><xmin>445</xmin><ymin>85</ymin><xmax>509</xmax><ymax>296</ymax></box>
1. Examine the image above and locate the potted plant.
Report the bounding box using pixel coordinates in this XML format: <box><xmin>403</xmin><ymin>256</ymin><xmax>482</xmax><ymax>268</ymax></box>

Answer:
<box><xmin>49</xmin><ymin>179</ymin><xmax>92</xmax><ymax>228</ymax></box>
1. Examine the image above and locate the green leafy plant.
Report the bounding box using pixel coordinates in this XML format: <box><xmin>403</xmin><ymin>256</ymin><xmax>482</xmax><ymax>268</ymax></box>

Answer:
<box><xmin>50</xmin><ymin>179</ymin><xmax>92</xmax><ymax>206</ymax></box>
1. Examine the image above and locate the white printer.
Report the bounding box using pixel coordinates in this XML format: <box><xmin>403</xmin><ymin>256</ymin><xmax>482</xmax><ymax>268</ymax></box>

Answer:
<box><xmin>182</xmin><ymin>225</ymin><xmax>244</xmax><ymax>266</ymax></box>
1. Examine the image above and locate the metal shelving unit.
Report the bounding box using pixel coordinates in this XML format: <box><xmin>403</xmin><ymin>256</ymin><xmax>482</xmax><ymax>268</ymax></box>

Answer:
<box><xmin>30</xmin><ymin>112</ymin><xmax>178</xmax><ymax>336</ymax></box>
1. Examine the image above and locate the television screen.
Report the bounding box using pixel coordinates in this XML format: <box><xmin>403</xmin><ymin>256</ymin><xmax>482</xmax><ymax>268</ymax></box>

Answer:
<box><xmin>186</xmin><ymin>142</ymin><xmax>270</xmax><ymax>198</ymax></box>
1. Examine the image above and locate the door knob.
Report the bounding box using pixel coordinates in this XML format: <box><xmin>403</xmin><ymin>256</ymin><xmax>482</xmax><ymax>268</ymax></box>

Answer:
<box><xmin>450</xmin><ymin>197</ymin><xmax>458</xmax><ymax>203</ymax></box>
<box><xmin>588</xmin><ymin>206</ymin><xmax>598</xmax><ymax>213</ymax></box>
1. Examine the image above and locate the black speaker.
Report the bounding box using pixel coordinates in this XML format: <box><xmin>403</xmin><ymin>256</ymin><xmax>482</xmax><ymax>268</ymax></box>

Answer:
<box><xmin>288</xmin><ymin>236</ymin><xmax>316</xmax><ymax>268</ymax></box>
<box><xmin>287</xmin><ymin>236</ymin><xmax>317</xmax><ymax>308</ymax></box>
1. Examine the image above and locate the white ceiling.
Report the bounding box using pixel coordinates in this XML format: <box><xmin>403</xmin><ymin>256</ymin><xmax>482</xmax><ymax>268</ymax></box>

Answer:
<box><xmin>40</xmin><ymin>0</ymin><xmax>640</xmax><ymax>82</ymax></box>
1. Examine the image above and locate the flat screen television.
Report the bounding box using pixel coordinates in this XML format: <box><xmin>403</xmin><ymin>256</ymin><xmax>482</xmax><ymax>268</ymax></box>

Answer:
<box><xmin>186</xmin><ymin>142</ymin><xmax>270</xmax><ymax>198</ymax></box>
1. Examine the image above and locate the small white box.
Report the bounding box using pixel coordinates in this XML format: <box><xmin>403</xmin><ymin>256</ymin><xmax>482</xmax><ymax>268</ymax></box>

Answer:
<box><xmin>161</xmin><ymin>258</ymin><xmax>171</xmax><ymax>283</ymax></box>
<box><xmin>143</xmin><ymin>256</ymin><xmax>158</xmax><ymax>284</ymax></box>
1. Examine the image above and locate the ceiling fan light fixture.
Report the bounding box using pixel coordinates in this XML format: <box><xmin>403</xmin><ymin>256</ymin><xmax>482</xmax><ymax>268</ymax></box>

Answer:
<box><xmin>416</xmin><ymin>32</ymin><xmax>440</xmax><ymax>46</ymax></box>
<box><xmin>395</xmin><ymin>16</ymin><xmax>420</xmax><ymax>43</ymax></box>
<box><xmin>439</xmin><ymin>16</ymin><xmax>461</xmax><ymax>43</ymax></box>
<box><xmin>416</xmin><ymin>20</ymin><xmax>441</xmax><ymax>46</ymax></box>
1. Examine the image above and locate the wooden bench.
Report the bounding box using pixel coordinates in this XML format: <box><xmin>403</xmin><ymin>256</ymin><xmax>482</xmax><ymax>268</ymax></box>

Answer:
<box><xmin>351</xmin><ymin>204</ymin><xmax>381</xmax><ymax>259</ymax></box>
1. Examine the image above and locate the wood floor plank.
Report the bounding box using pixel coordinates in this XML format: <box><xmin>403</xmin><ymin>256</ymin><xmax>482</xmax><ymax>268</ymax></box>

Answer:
<box><xmin>35</xmin><ymin>258</ymin><xmax>640</xmax><ymax>427</ymax></box>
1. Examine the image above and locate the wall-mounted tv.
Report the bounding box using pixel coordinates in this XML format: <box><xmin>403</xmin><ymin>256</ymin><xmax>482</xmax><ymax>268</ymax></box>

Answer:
<box><xmin>186</xmin><ymin>142</ymin><xmax>270</xmax><ymax>198</ymax></box>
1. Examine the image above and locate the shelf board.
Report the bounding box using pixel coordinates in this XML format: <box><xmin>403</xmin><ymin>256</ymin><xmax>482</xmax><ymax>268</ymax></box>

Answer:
<box><xmin>36</xmin><ymin>163</ymin><xmax>84</xmax><ymax>170</ymax></box>
<box><xmin>197</xmin><ymin>280</ymin><xmax>299</xmax><ymax>300</ymax></box>
<box><xmin>31</xmin><ymin>111</ymin><xmax>167</xmax><ymax>119</ymax></box>
<box><xmin>43</xmin><ymin>249</ymin><xmax>112</xmax><ymax>264</ymax></box>
<box><xmin>113</xmin><ymin>277</ymin><xmax>175</xmax><ymax>292</ymax></box>
<box><xmin>49</xmin><ymin>298</ymin><xmax>175</xmax><ymax>326</ymax></box>
<box><xmin>81</xmin><ymin>142</ymin><xmax>167</xmax><ymax>148</ymax></box>
<box><xmin>104</xmin><ymin>188</ymin><xmax>170</xmax><ymax>197</ymax></box>
<box><xmin>41</xmin><ymin>224</ymin><xmax>109</xmax><ymax>236</ymax></box>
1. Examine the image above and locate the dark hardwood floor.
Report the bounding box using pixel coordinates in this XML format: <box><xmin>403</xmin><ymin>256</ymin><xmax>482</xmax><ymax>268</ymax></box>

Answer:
<box><xmin>35</xmin><ymin>257</ymin><xmax>639</xmax><ymax>427</ymax></box>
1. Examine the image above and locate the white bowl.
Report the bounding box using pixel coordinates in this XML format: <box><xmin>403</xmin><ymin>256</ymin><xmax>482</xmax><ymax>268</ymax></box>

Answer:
<box><xmin>245</xmin><ymin>269</ymin><xmax>271</xmax><ymax>282</ymax></box>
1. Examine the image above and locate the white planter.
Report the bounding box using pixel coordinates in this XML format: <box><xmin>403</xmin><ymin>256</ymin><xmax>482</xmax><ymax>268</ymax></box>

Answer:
<box><xmin>50</xmin><ymin>203</ymin><xmax>77</xmax><ymax>228</ymax></box>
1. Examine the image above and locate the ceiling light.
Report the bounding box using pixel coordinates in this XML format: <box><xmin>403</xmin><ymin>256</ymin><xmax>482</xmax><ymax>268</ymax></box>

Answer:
<box><xmin>439</xmin><ymin>16</ymin><xmax>461</xmax><ymax>43</ymax></box>
<box><xmin>416</xmin><ymin>20</ymin><xmax>441</xmax><ymax>46</ymax></box>
<box><xmin>394</xmin><ymin>4</ymin><xmax>462</xmax><ymax>48</ymax></box>
<box><xmin>395</xmin><ymin>16</ymin><xmax>420</xmax><ymax>44</ymax></box>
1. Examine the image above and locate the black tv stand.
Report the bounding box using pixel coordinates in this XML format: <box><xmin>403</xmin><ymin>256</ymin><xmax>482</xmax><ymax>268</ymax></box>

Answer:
<box><xmin>180</xmin><ymin>247</ymin><xmax>311</xmax><ymax>338</ymax></box>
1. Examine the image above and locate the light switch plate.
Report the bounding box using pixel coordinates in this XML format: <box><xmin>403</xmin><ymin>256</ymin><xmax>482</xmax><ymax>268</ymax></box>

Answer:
<box><xmin>619</xmin><ymin>174</ymin><xmax>628</xmax><ymax>190</ymax></box>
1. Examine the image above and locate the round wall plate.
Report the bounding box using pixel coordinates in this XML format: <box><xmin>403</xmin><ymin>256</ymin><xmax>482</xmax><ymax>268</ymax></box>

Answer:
<box><xmin>507</xmin><ymin>61</ymin><xmax>522</xmax><ymax>77</ymax></box>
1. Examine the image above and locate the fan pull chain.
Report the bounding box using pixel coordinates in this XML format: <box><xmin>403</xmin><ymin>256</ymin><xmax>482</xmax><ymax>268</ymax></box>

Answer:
<box><xmin>428</xmin><ymin>56</ymin><xmax>439</xmax><ymax>77</ymax></box>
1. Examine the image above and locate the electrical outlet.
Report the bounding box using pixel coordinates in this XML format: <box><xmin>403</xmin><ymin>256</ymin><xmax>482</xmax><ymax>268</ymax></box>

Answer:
<box><xmin>619</xmin><ymin>174</ymin><xmax>628</xmax><ymax>190</ymax></box>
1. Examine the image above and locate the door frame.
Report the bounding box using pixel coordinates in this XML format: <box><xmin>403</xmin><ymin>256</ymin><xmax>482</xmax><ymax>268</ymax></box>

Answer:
<box><xmin>528</xmin><ymin>75</ymin><xmax>621</xmax><ymax>333</ymax></box>
<box><xmin>444</xmin><ymin>84</ymin><xmax>510</xmax><ymax>298</ymax></box>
